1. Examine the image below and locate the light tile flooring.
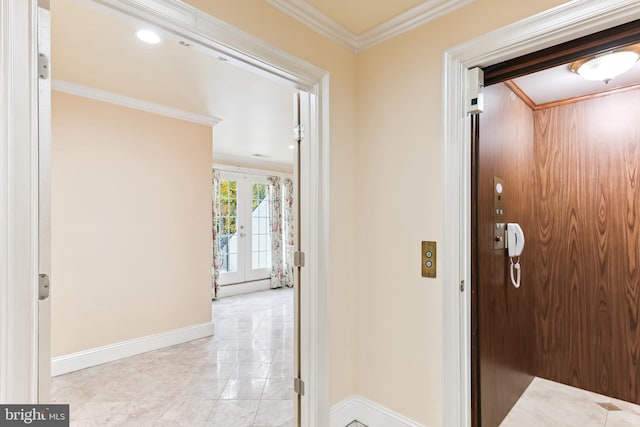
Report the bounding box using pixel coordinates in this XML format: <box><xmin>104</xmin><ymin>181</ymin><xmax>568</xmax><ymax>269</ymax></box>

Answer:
<box><xmin>51</xmin><ymin>288</ymin><xmax>295</xmax><ymax>426</ymax></box>
<box><xmin>501</xmin><ymin>377</ymin><xmax>640</xmax><ymax>427</ymax></box>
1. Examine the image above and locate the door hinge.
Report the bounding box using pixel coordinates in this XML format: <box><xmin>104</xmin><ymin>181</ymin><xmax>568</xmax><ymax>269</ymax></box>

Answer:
<box><xmin>294</xmin><ymin>124</ymin><xmax>304</xmax><ymax>142</ymax></box>
<box><xmin>460</xmin><ymin>280</ymin><xmax>465</xmax><ymax>292</ymax></box>
<box><xmin>39</xmin><ymin>273</ymin><xmax>50</xmax><ymax>300</ymax></box>
<box><xmin>294</xmin><ymin>251</ymin><xmax>305</xmax><ymax>267</ymax></box>
<box><xmin>38</xmin><ymin>52</ymin><xmax>50</xmax><ymax>80</ymax></box>
<box><xmin>294</xmin><ymin>377</ymin><xmax>305</xmax><ymax>396</ymax></box>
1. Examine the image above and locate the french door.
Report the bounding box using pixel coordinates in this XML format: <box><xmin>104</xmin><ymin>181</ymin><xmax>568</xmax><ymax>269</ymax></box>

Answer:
<box><xmin>216</xmin><ymin>171</ymin><xmax>272</xmax><ymax>285</ymax></box>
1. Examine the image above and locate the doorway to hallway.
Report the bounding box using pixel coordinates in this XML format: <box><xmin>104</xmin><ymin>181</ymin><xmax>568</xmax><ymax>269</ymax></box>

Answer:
<box><xmin>40</xmin><ymin>0</ymin><xmax>328</xmax><ymax>424</ymax></box>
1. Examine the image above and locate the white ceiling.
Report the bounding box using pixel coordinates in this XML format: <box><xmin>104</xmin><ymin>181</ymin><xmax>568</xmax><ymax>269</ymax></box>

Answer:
<box><xmin>51</xmin><ymin>0</ymin><xmax>297</xmax><ymax>170</ymax></box>
<box><xmin>512</xmin><ymin>57</ymin><xmax>640</xmax><ymax>106</ymax></box>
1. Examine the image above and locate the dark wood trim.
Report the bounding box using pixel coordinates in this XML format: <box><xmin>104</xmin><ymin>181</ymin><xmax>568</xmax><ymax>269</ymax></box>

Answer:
<box><xmin>483</xmin><ymin>19</ymin><xmax>640</xmax><ymax>86</ymax></box>
<box><xmin>536</xmin><ymin>83</ymin><xmax>640</xmax><ymax>110</ymax></box>
<box><xmin>505</xmin><ymin>80</ymin><xmax>640</xmax><ymax>111</ymax></box>
<box><xmin>504</xmin><ymin>80</ymin><xmax>536</xmax><ymax>110</ymax></box>
<box><xmin>470</xmin><ymin>113</ymin><xmax>480</xmax><ymax>427</ymax></box>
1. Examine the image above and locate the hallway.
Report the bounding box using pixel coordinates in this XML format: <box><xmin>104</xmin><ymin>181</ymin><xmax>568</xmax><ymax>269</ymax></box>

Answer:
<box><xmin>51</xmin><ymin>288</ymin><xmax>295</xmax><ymax>426</ymax></box>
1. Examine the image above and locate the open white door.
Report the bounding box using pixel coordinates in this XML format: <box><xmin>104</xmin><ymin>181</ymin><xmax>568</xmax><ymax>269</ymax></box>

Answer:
<box><xmin>37</xmin><ymin>1</ymin><xmax>52</xmax><ymax>403</ymax></box>
<box><xmin>293</xmin><ymin>90</ymin><xmax>312</xmax><ymax>427</ymax></box>
<box><xmin>293</xmin><ymin>92</ymin><xmax>302</xmax><ymax>427</ymax></box>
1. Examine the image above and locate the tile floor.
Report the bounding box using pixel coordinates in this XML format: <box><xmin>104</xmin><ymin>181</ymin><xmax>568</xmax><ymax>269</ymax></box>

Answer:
<box><xmin>51</xmin><ymin>287</ymin><xmax>295</xmax><ymax>426</ymax></box>
<box><xmin>501</xmin><ymin>377</ymin><xmax>640</xmax><ymax>427</ymax></box>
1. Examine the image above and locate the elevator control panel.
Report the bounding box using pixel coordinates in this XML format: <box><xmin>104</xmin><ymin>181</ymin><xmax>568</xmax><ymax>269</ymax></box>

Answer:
<box><xmin>494</xmin><ymin>176</ymin><xmax>506</xmax><ymax>250</ymax></box>
<box><xmin>422</xmin><ymin>241</ymin><xmax>437</xmax><ymax>278</ymax></box>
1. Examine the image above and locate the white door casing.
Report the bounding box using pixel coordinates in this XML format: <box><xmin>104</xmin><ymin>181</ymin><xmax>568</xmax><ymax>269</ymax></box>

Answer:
<box><xmin>0</xmin><ymin>0</ymin><xmax>40</xmax><ymax>404</ymax></box>
<box><xmin>443</xmin><ymin>1</ymin><xmax>640</xmax><ymax>426</ymax></box>
<box><xmin>2</xmin><ymin>0</ymin><xmax>330</xmax><ymax>424</ymax></box>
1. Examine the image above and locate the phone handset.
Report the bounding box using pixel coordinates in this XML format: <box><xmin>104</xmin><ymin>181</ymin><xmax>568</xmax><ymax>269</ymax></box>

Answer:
<box><xmin>506</xmin><ymin>223</ymin><xmax>525</xmax><ymax>288</ymax></box>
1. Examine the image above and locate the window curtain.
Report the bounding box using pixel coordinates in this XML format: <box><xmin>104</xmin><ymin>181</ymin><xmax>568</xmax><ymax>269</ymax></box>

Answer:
<box><xmin>211</xmin><ymin>169</ymin><xmax>221</xmax><ymax>299</ymax></box>
<box><xmin>268</xmin><ymin>176</ymin><xmax>285</xmax><ymax>288</ymax></box>
<box><xmin>282</xmin><ymin>178</ymin><xmax>295</xmax><ymax>288</ymax></box>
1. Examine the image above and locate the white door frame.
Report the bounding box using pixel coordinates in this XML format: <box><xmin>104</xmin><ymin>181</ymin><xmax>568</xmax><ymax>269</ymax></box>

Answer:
<box><xmin>1</xmin><ymin>0</ymin><xmax>330</xmax><ymax>424</ymax></box>
<box><xmin>442</xmin><ymin>1</ymin><xmax>640</xmax><ymax>426</ymax></box>
<box><xmin>0</xmin><ymin>0</ymin><xmax>40</xmax><ymax>404</ymax></box>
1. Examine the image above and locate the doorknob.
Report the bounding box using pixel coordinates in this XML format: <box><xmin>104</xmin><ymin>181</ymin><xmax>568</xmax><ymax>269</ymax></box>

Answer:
<box><xmin>240</xmin><ymin>232</ymin><xmax>246</xmax><ymax>237</ymax></box>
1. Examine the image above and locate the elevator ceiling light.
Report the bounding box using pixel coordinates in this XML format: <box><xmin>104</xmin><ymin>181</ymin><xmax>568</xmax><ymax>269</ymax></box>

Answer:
<box><xmin>136</xmin><ymin>30</ymin><xmax>161</xmax><ymax>44</ymax></box>
<box><xmin>571</xmin><ymin>50</ymin><xmax>639</xmax><ymax>83</ymax></box>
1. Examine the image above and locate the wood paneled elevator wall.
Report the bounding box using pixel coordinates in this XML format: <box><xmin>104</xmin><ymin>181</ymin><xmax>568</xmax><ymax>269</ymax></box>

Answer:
<box><xmin>476</xmin><ymin>84</ymin><xmax>640</xmax><ymax>426</ymax></box>
<box><xmin>533</xmin><ymin>87</ymin><xmax>640</xmax><ymax>403</ymax></box>
<box><xmin>477</xmin><ymin>82</ymin><xmax>537</xmax><ymax>427</ymax></box>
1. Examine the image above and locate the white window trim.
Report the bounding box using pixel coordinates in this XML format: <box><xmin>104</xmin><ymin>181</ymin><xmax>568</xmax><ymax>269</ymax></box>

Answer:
<box><xmin>443</xmin><ymin>1</ymin><xmax>640</xmax><ymax>426</ymax></box>
<box><xmin>214</xmin><ymin>163</ymin><xmax>293</xmax><ymax>180</ymax></box>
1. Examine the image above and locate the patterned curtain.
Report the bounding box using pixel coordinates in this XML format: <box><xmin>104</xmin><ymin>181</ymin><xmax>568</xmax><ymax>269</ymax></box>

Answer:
<box><xmin>282</xmin><ymin>178</ymin><xmax>295</xmax><ymax>288</ymax></box>
<box><xmin>211</xmin><ymin>169</ymin><xmax>221</xmax><ymax>299</ymax></box>
<box><xmin>268</xmin><ymin>176</ymin><xmax>284</xmax><ymax>288</ymax></box>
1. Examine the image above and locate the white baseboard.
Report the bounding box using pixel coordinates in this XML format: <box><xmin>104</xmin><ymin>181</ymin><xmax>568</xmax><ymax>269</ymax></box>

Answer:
<box><xmin>217</xmin><ymin>279</ymin><xmax>271</xmax><ymax>298</ymax></box>
<box><xmin>51</xmin><ymin>321</ymin><xmax>214</xmax><ymax>377</ymax></box>
<box><xmin>330</xmin><ymin>395</ymin><xmax>427</xmax><ymax>427</ymax></box>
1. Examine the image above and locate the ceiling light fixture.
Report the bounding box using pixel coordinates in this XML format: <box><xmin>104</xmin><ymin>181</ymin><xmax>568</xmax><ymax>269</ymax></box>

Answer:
<box><xmin>571</xmin><ymin>48</ymin><xmax>639</xmax><ymax>84</ymax></box>
<box><xmin>135</xmin><ymin>29</ymin><xmax>161</xmax><ymax>44</ymax></box>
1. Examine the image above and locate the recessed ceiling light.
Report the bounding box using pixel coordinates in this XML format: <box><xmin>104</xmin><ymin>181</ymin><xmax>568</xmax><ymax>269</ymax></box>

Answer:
<box><xmin>571</xmin><ymin>49</ymin><xmax>639</xmax><ymax>83</ymax></box>
<box><xmin>288</xmin><ymin>145</ymin><xmax>295</xmax><ymax>150</ymax></box>
<box><xmin>136</xmin><ymin>30</ymin><xmax>161</xmax><ymax>44</ymax></box>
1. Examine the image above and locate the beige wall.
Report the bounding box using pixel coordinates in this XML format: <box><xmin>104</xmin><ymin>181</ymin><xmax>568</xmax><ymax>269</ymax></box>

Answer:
<box><xmin>51</xmin><ymin>91</ymin><xmax>213</xmax><ymax>356</ymax></box>
<box><xmin>355</xmin><ymin>1</ymin><xmax>566</xmax><ymax>424</ymax></box>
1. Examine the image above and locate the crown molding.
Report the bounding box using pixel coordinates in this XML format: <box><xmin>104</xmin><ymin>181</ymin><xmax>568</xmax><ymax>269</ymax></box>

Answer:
<box><xmin>51</xmin><ymin>79</ymin><xmax>223</xmax><ymax>127</ymax></box>
<box><xmin>265</xmin><ymin>0</ymin><xmax>358</xmax><ymax>53</ymax></box>
<box><xmin>266</xmin><ymin>0</ymin><xmax>474</xmax><ymax>54</ymax></box>
<box><xmin>358</xmin><ymin>0</ymin><xmax>474</xmax><ymax>52</ymax></box>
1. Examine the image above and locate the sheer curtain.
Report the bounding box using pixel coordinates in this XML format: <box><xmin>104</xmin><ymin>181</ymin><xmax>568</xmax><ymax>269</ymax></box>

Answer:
<box><xmin>211</xmin><ymin>169</ymin><xmax>221</xmax><ymax>299</ymax></box>
<box><xmin>282</xmin><ymin>178</ymin><xmax>294</xmax><ymax>288</ymax></box>
<box><xmin>268</xmin><ymin>176</ymin><xmax>284</xmax><ymax>288</ymax></box>
<box><xmin>268</xmin><ymin>176</ymin><xmax>295</xmax><ymax>288</ymax></box>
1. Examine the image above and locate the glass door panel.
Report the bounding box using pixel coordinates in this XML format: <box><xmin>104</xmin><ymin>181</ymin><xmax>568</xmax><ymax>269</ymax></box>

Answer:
<box><xmin>216</xmin><ymin>174</ymin><xmax>243</xmax><ymax>284</ymax></box>
<box><xmin>217</xmin><ymin>172</ymin><xmax>272</xmax><ymax>285</ymax></box>
<box><xmin>246</xmin><ymin>181</ymin><xmax>271</xmax><ymax>281</ymax></box>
